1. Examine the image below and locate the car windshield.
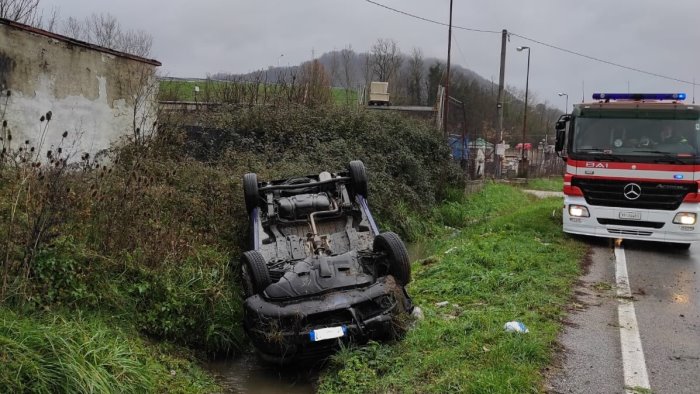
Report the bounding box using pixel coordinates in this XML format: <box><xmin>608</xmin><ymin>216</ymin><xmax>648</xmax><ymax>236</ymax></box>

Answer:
<box><xmin>572</xmin><ymin>117</ymin><xmax>700</xmax><ymax>158</ymax></box>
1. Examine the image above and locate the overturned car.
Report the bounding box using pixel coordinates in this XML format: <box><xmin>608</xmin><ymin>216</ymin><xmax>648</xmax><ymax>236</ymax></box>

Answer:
<box><xmin>240</xmin><ymin>161</ymin><xmax>413</xmax><ymax>363</ymax></box>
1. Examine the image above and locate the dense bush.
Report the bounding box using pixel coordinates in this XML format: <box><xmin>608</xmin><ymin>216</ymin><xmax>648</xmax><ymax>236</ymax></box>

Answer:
<box><xmin>186</xmin><ymin>104</ymin><xmax>463</xmax><ymax>237</ymax></box>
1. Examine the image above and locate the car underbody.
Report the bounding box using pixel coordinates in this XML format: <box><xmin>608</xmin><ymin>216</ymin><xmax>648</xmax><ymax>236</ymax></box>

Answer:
<box><xmin>240</xmin><ymin>161</ymin><xmax>413</xmax><ymax>363</ymax></box>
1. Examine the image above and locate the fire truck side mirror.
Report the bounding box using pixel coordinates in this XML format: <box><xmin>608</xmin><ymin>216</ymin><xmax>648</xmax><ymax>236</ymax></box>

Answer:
<box><xmin>555</xmin><ymin>128</ymin><xmax>566</xmax><ymax>154</ymax></box>
<box><xmin>554</xmin><ymin>115</ymin><xmax>570</xmax><ymax>157</ymax></box>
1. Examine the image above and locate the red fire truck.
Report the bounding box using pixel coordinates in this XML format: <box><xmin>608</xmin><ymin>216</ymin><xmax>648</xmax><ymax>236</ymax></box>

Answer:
<box><xmin>554</xmin><ymin>93</ymin><xmax>700</xmax><ymax>248</ymax></box>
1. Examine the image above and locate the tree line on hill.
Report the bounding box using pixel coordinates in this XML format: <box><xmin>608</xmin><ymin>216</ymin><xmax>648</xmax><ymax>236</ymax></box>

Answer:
<box><xmin>214</xmin><ymin>39</ymin><xmax>563</xmax><ymax>147</ymax></box>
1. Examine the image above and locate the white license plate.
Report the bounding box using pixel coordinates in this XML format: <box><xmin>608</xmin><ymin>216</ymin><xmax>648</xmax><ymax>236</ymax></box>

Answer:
<box><xmin>619</xmin><ymin>211</ymin><xmax>641</xmax><ymax>220</ymax></box>
<box><xmin>309</xmin><ymin>326</ymin><xmax>346</xmax><ymax>342</ymax></box>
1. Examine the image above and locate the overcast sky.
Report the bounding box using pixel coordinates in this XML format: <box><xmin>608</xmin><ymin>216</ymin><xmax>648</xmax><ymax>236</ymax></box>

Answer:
<box><xmin>42</xmin><ymin>0</ymin><xmax>700</xmax><ymax>111</ymax></box>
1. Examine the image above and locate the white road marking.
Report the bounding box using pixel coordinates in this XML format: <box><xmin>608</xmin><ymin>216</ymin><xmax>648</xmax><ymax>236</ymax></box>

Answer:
<box><xmin>614</xmin><ymin>245</ymin><xmax>651</xmax><ymax>393</ymax></box>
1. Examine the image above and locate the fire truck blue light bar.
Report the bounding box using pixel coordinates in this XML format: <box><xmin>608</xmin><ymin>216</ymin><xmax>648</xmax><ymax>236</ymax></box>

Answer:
<box><xmin>592</xmin><ymin>93</ymin><xmax>687</xmax><ymax>101</ymax></box>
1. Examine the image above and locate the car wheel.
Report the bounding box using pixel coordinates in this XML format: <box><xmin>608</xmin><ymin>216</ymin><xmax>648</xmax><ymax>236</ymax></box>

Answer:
<box><xmin>348</xmin><ymin>160</ymin><xmax>368</xmax><ymax>198</ymax></box>
<box><xmin>373</xmin><ymin>232</ymin><xmax>411</xmax><ymax>285</ymax></box>
<box><xmin>243</xmin><ymin>173</ymin><xmax>259</xmax><ymax>213</ymax></box>
<box><xmin>241</xmin><ymin>250</ymin><xmax>271</xmax><ymax>297</ymax></box>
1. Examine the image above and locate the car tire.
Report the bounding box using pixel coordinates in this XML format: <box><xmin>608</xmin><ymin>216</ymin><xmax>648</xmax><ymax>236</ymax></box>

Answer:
<box><xmin>243</xmin><ymin>173</ymin><xmax>259</xmax><ymax>213</ymax></box>
<box><xmin>373</xmin><ymin>232</ymin><xmax>411</xmax><ymax>285</ymax></box>
<box><xmin>241</xmin><ymin>250</ymin><xmax>271</xmax><ymax>297</ymax></box>
<box><xmin>348</xmin><ymin>160</ymin><xmax>368</xmax><ymax>198</ymax></box>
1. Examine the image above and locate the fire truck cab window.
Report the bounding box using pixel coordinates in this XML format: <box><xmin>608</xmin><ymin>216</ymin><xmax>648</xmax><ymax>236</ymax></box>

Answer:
<box><xmin>573</xmin><ymin>116</ymin><xmax>699</xmax><ymax>158</ymax></box>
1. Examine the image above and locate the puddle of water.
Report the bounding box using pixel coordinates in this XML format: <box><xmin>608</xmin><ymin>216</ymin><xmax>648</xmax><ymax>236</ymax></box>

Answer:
<box><xmin>206</xmin><ymin>353</ymin><xmax>316</xmax><ymax>394</ymax></box>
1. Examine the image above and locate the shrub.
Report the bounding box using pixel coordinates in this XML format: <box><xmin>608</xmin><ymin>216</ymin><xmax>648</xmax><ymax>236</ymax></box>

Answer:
<box><xmin>185</xmin><ymin>104</ymin><xmax>463</xmax><ymax>240</ymax></box>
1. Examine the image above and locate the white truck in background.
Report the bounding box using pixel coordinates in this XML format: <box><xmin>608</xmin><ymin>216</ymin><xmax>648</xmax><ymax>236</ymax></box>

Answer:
<box><xmin>368</xmin><ymin>82</ymin><xmax>390</xmax><ymax>106</ymax></box>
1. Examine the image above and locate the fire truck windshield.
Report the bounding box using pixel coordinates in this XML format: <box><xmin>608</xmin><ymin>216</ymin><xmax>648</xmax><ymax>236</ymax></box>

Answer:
<box><xmin>572</xmin><ymin>116</ymin><xmax>700</xmax><ymax>161</ymax></box>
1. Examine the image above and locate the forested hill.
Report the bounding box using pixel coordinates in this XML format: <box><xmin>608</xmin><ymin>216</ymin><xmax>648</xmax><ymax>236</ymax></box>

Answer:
<box><xmin>212</xmin><ymin>42</ymin><xmax>562</xmax><ymax>145</ymax></box>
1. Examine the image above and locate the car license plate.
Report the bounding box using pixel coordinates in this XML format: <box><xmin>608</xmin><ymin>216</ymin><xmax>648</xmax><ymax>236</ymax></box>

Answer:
<box><xmin>309</xmin><ymin>326</ymin><xmax>346</xmax><ymax>342</ymax></box>
<box><xmin>619</xmin><ymin>211</ymin><xmax>641</xmax><ymax>220</ymax></box>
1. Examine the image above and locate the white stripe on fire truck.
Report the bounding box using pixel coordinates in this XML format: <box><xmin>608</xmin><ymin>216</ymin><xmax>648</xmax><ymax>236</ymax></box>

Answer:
<box><xmin>566</xmin><ymin>167</ymin><xmax>694</xmax><ymax>180</ymax></box>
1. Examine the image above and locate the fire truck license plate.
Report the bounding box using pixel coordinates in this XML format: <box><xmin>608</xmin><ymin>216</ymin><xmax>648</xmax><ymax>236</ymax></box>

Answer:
<box><xmin>619</xmin><ymin>211</ymin><xmax>641</xmax><ymax>220</ymax></box>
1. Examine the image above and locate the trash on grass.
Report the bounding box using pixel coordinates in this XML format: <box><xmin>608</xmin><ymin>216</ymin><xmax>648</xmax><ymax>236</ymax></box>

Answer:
<box><xmin>412</xmin><ymin>306</ymin><xmax>424</xmax><ymax>320</ymax></box>
<box><xmin>503</xmin><ymin>321</ymin><xmax>529</xmax><ymax>333</ymax></box>
<box><xmin>435</xmin><ymin>301</ymin><xmax>449</xmax><ymax>307</ymax></box>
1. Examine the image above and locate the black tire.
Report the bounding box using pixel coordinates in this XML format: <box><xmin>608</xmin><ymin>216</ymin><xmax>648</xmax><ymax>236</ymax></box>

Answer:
<box><xmin>243</xmin><ymin>173</ymin><xmax>259</xmax><ymax>213</ymax></box>
<box><xmin>348</xmin><ymin>160</ymin><xmax>368</xmax><ymax>198</ymax></box>
<box><xmin>241</xmin><ymin>251</ymin><xmax>271</xmax><ymax>297</ymax></box>
<box><xmin>373</xmin><ymin>232</ymin><xmax>411</xmax><ymax>285</ymax></box>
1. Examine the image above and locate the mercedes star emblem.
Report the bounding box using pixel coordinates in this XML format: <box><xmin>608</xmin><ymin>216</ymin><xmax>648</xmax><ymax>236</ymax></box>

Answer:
<box><xmin>623</xmin><ymin>183</ymin><xmax>642</xmax><ymax>200</ymax></box>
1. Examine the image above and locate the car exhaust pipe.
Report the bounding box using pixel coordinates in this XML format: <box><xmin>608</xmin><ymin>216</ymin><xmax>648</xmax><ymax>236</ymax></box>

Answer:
<box><xmin>308</xmin><ymin>198</ymin><xmax>339</xmax><ymax>254</ymax></box>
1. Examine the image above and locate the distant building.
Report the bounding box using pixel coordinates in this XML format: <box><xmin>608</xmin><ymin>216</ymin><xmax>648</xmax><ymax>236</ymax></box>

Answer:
<box><xmin>0</xmin><ymin>18</ymin><xmax>161</xmax><ymax>158</ymax></box>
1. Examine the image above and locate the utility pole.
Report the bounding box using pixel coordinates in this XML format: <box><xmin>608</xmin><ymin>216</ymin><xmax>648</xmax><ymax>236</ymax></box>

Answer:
<box><xmin>495</xmin><ymin>29</ymin><xmax>508</xmax><ymax>177</ymax></box>
<box><xmin>517</xmin><ymin>46</ymin><xmax>531</xmax><ymax>179</ymax></box>
<box><xmin>496</xmin><ymin>29</ymin><xmax>507</xmax><ymax>142</ymax></box>
<box><xmin>443</xmin><ymin>0</ymin><xmax>453</xmax><ymax>137</ymax></box>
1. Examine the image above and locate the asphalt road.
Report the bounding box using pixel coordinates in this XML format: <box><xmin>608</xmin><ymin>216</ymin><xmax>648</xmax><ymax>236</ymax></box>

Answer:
<box><xmin>548</xmin><ymin>238</ymin><xmax>700</xmax><ymax>394</ymax></box>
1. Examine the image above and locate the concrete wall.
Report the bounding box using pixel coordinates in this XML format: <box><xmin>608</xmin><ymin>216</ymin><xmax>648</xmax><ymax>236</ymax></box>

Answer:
<box><xmin>0</xmin><ymin>21</ymin><xmax>158</xmax><ymax>159</ymax></box>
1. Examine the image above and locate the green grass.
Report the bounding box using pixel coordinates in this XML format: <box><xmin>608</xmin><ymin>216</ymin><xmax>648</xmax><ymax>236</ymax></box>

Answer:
<box><xmin>526</xmin><ymin>178</ymin><xmax>563</xmax><ymax>192</ymax></box>
<box><xmin>331</xmin><ymin>88</ymin><xmax>359</xmax><ymax>105</ymax></box>
<box><xmin>159</xmin><ymin>79</ymin><xmax>357</xmax><ymax>106</ymax></box>
<box><xmin>159</xmin><ymin>80</ymin><xmax>227</xmax><ymax>101</ymax></box>
<box><xmin>318</xmin><ymin>183</ymin><xmax>587</xmax><ymax>393</ymax></box>
<box><xmin>0</xmin><ymin>307</ymin><xmax>218</xmax><ymax>393</ymax></box>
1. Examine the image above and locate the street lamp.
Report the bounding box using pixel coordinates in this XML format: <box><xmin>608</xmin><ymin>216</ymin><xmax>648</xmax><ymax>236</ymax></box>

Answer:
<box><xmin>558</xmin><ymin>92</ymin><xmax>569</xmax><ymax>113</ymax></box>
<box><xmin>277</xmin><ymin>54</ymin><xmax>284</xmax><ymax>67</ymax></box>
<box><xmin>516</xmin><ymin>46</ymin><xmax>531</xmax><ymax>178</ymax></box>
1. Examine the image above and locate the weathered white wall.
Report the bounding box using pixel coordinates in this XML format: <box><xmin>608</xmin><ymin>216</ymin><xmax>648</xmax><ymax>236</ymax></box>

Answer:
<box><xmin>0</xmin><ymin>22</ymin><xmax>158</xmax><ymax>159</ymax></box>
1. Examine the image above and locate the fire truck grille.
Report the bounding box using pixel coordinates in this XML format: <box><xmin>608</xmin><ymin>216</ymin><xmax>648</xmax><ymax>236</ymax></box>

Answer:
<box><xmin>607</xmin><ymin>229</ymin><xmax>653</xmax><ymax>236</ymax></box>
<box><xmin>572</xmin><ymin>178</ymin><xmax>696</xmax><ymax>211</ymax></box>
<box><xmin>597</xmin><ymin>218</ymin><xmax>665</xmax><ymax>229</ymax></box>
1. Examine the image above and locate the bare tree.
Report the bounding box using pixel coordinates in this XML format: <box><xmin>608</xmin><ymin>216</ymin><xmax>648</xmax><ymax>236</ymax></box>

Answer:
<box><xmin>0</xmin><ymin>0</ymin><xmax>39</xmax><ymax>24</ymax></box>
<box><xmin>117</xmin><ymin>29</ymin><xmax>152</xmax><ymax>58</ymax></box>
<box><xmin>370</xmin><ymin>38</ymin><xmax>402</xmax><ymax>82</ymax></box>
<box><xmin>406</xmin><ymin>47</ymin><xmax>424</xmax><ymax>105</ymax></box>
<box><xmin>119</xmin><ymin>62</ymin><xmax>159</xmax><ymax>142</ymax></box>
<box><xmin>60</xmin><ymin>12</ymin><xmax>152</xmax><ymax>58</ymax></box>
<box><xmin>85</xmin><ymin>13</ymin><xmax>121</xmax><ymax>48</ymax></box>
<box><xmin>340</xmin><ymin>45</ymin><xmax>355</xmax><ymax>105</ymax></box>
<box><xmin>30</xmin><ymin>5</ymin><xmax>58</xmax><ymax>31</ymax></box>
<box><xmin>328</xmin><ymin>50</ymin><xmax>340</xmax><ymax>87</ymax></box>
<box><xmin>62</xmin><ymin>16</ymin><xmax>84</xmax><ymax>40</ymax></box>
<box><xmin>298</xmin><ymin>59</ymin><xmax>331</xmax><ymax>107</ymax></box>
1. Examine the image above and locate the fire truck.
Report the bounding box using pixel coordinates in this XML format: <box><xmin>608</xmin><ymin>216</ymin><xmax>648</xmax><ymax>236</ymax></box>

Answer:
<box><xmin>554</xmin><ymin>93</ymin><xmax>700</xmax><ymax>248</ymax></box>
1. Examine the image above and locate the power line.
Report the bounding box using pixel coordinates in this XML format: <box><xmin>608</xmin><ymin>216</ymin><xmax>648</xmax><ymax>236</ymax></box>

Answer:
<box><xmin>363</xmin><ymin>0</ymin><xmax>695</xmax><ymax>86</ymax></box>
<box><xmin>509</xmin><ymin>32</ymin><xmax>694</xmax><ymax>85</ymax></box>
<box><xmin>363</xmin><ymin>0</ymin><xmax>500</xmax><ymax>34</ymax></box>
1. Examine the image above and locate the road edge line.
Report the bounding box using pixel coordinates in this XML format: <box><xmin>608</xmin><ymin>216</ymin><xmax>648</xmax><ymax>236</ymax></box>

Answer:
<box><xmin>614</xmin><ymin>244</ymin><xmax>651</xmax><ymax>393</ymax></box>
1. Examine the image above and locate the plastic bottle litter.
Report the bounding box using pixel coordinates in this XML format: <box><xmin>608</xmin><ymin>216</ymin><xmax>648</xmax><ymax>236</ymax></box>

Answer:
<box><xmin>503</xmin><ymin>321</ymin><xmax>529</xmax><ymax>333</ymax></box>
<box><xmin>435</xmin><ymin>301</ymin><xmax>449</xmax><ymax>307</ymax></box>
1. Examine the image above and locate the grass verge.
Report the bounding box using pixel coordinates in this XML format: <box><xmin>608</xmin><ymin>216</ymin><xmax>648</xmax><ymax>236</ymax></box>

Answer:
<box><xmin>0</xmin><ymin>307</ymin><xmax>217</xmax><ymax>393</ymax></box>
<box><xmin>318</xmin><ymin>183</ymin><xmax>587</xmax><ymax>393</ymax></box>
<box><xmin>526</xmin><ymin>177</ymin><xmax>563</xmax><ymax>192</ymax></box>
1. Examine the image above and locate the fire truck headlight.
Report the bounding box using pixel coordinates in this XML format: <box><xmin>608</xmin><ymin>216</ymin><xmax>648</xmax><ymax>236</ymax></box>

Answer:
<box><xmin>568</xmin><ymin>205</ymin><xmax>590</xmax><ymax>217</ymax></box>
<box><xmin>673</xmin><ymin>212</ymin><xmax>697</xmax><ymax>225</ymax></box>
